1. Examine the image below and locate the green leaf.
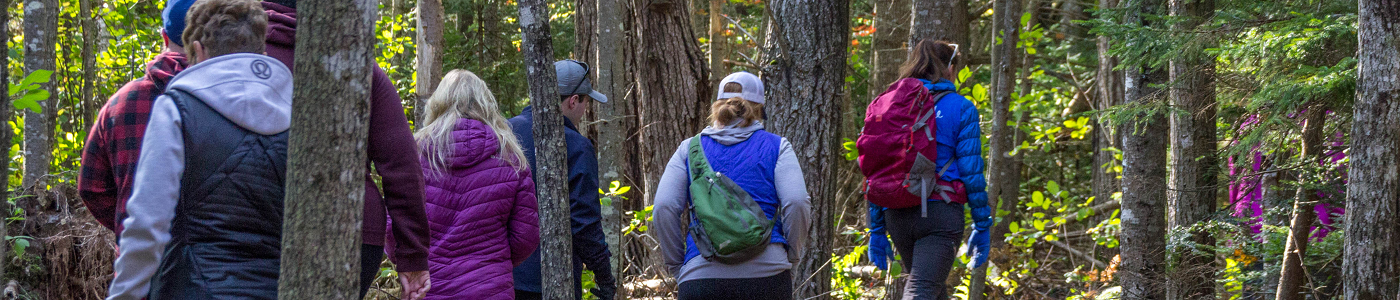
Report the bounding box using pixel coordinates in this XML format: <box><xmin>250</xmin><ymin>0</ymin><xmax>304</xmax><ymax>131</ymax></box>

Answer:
<box><xmin>615</xmin><ymin>186</ymin><xmax>631</xmax><ymax>195</ymax></box>
<box><xmin>1046</xmin><ymin>181</ymin><xmax>1060</xmax><ymax>196</ymax></box>
<box><xmin>1033</xmin><ymin>220</ymin><xmax>1046</xmax><ymax>231</ymax></box>
<box><xmin>609</xmin><ymin>180</ymin><xmax>621</xmax><ymax>191</ymax></box>
<box><xmin>1032</xmin><ymin>191</ymin><xmax>1045</xmax><ymax>207</ymax></box>
<box><xmin>1077</xmin><ymin>208</ymin><xmax>1093</xmax><ymax>220</ymax></box>
<box><xmin>600</xmin><ymin>197</ymin><xmax>612</xmax><ymax>207</ymax></box>
<box><xmin>13</xmin><ymin>91</ymin><xmax>47</xmax><ymax>113</ymax></box>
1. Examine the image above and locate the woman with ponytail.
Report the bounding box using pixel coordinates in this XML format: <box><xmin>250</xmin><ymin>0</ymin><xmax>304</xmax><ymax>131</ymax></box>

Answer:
<box><xmin>651</xmin><ymin>72</ymin><xmax>813</xmax><ymax>300</ymax></box>
<box><xmin>866</xmin><ymin>39</ymin><xmax>993</xmax><ymax>300</ymax></box>
<box><xmin>405</xmin><ymin>70</ymin><xmax>539</xmax><ymax>299</ymax></box>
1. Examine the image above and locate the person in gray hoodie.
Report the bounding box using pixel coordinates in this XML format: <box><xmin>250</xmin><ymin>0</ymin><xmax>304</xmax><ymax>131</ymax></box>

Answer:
<box><xmin>106</xmin><ymin>0</ymin><xmax>292</xmax><ymax>299</ymax></box>
<box><xmin>651</xmin><ymin>72</ymin><xmax>813</xmax><ymax>300</ymax></box>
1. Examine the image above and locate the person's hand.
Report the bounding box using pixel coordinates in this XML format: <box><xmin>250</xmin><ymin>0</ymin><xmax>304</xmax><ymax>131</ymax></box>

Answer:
<box><xmin>398</xmin><ymin>271</ymin><xmax>430</xmax><ymax>300</ymax></box>
<box><xmin>965</xmin><ymin>228</ymin><xmax>990</xmax><ymax>269</ymax></box>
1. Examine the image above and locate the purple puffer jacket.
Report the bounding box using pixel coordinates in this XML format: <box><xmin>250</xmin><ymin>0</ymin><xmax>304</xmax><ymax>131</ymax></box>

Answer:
<box><xmin>422</xmin><ymin>119</ymin><xmax>539</xmax><ymax>299</ymax></box>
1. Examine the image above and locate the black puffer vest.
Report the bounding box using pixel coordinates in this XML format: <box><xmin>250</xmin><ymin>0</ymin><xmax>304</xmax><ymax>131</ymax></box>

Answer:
<box><xmin>148</xmin><ymin>90</ymin><xmax>288</xmax><ymax>300</ymax></box>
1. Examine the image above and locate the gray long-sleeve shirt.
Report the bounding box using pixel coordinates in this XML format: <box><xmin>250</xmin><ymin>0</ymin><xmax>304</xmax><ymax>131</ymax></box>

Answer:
<box><xmin>651</xmin><ymin>122</ymin><xmax>812</xmax><ymax>283</ymax></box>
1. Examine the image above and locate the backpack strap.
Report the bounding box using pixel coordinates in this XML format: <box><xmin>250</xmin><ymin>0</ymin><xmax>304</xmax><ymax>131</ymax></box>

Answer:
<box><xmin>913</xmin><ymin>91</ymin><xmax>954</xmax><ymax>141</ymax></box>
<box><xmin>687</xmin><ymin>134</ymin><xmax>710</xmax><ymax>182</ymax></box>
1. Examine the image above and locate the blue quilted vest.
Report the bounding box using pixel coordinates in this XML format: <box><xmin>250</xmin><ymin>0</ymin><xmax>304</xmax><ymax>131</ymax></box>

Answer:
<box><xmin>684</xmin><ymin>130</ymin><xmax>787</xmax><ymax>263</ymax></box>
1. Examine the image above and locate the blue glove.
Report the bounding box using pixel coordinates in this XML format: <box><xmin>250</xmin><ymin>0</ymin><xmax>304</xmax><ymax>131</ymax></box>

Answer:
<box><xmin>868</xmin><ymin>205</ymin><xmax>893</xmax><ymax>270</ymax></box>
<box><xmin>966</xmin><ymin>228</ymin><xmax>990</xmax><ymax>269</ymax></box>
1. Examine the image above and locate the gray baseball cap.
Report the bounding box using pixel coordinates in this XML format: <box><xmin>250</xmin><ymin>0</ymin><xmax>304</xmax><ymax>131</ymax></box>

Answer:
<box><xmin>555</xmin><ymin>60</ymin><xmax>608</xmax><ymax>103</ymax></box>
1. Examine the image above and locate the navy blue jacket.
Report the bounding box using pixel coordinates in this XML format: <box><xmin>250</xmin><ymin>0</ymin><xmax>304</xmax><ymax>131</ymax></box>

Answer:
<box><xmin>508</xmin><ymin>106</ymin><xmax>615</xmax><ymax>299</ymax></box>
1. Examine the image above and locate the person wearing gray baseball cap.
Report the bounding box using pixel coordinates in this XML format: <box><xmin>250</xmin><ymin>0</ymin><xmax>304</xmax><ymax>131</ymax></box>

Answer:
<box><xmin>507</xmin><ymin>60</ymin><xmax>615</xmax><ymax>300</ymax></box>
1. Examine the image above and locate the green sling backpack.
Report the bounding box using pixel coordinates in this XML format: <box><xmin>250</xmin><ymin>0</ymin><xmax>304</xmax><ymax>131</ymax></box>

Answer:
<box><xmin>687</xmin><ymin>134</ymin><xmax>775</xmax><ymax>264</ymax></box>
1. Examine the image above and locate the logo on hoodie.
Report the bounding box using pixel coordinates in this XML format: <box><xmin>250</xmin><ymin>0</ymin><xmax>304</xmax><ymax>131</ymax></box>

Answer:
<box><xmin>251</xmin><ymin>60</ymin><xmax>272</xmax><ymax>79</ymax></box>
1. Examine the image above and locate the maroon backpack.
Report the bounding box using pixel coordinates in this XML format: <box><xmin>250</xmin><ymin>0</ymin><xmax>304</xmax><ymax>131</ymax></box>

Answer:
<box><xmin>857</xmin><ymin>78</ymin><xmax>967</xmax><ymax>215</ymax></box>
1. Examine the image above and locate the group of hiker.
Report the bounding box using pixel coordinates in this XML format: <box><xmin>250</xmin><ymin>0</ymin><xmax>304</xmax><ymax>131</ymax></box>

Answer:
<box><xmin>74</xmin><ymin>0</ymin><xmax>990</xmax><ymax>299</ymax></box>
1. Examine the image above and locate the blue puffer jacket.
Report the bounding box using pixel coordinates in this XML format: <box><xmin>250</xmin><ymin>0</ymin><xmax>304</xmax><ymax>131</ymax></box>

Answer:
<box><xmin>869</xmin><ymin>79</ymin><xmax>991</xmax><ymax>261</ymax></box>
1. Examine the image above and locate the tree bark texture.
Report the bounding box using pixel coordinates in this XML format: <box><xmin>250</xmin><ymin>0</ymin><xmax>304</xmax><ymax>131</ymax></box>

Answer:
<box><xmin>1345</xmin><ymin>1</ymin><xmax>1400</xmax><ymax>299</ymax></box>
<box><xmin>1094</xmin><ymin>0</ymin><xmax>1124</xmax><ymax>205</ymax></box>
<box><xmin>1165</xmin><ymin>1</ymin><xmax>1216</xmax><ymax>299</ymax></box>
<box><xmin>1120</xmin><ymin>1</ymin><xmax>1169</xmax><ymax>300</ymax></box>
<box><xmin>911</xmin><ymin>0</ymin><xmax>969</xmax><ymax>46</ymax></box>
<box><xmin>81</xmin><ymin>0</ymin><xmax>100</xmax><ymax>122</ymax></box>
<box><xmin>575</xmin><ymin>0</ymin><xmax>596</xmax><ymax>64</ymax></box>
<box><xmin>518</xmin><ymin>0</ymin><xmax>576</xmax><ymax>299</ymax></box>
<box><xmin>870</xmin><ymin>0</ymin><xmax>910</xmax><ymax>90</ymax></box>
<box><xmin>21</xmin><ymin>0</ymin><xmax>57</xmax><ymax>190</ymax></box>
<box><xmin>1276</xmin><ymin>106</ymin><xmax>1324</xmax><ymax>300</ymax></box>
<box><xmin>415</xmin><ymin>0</ymin><xmax>445</xmax><ymax>120</ymax></box>
<box><xmin>635</xmin><ymin>0</ymin><xmax>711</xmax><ymax>206</ymax></box>
<box><xmin>278</xmin><ymin>1</ymin><xmax>376</xmax><ymax>300</ymax></box>
<box><xmin>762</xmin><ymin>0</ymin><xmax>848</xmax><ymax>298</ymax></box>
<box><xmin>707</xmin><ymin>0</ymin><xmax>726</xmax><ymax>84</ymax></box>
<box><xmin>593</xmin><ymin>0</ymin><xmax>640</xmax><ymax>297</ymax></box>
<box><xmin>986</xmin><ymin>0</ymin><xmax>1021</xmax><ymax>248</ymax></box>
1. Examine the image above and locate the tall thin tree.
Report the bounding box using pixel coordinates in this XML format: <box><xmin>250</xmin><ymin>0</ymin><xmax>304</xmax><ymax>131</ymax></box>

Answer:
<box><xmin>277</xmin><ymin>0</ymin><xmax>376</xmax><ymax>298</ymax></box>
<box><xmin>1344</xmin><ymin>0</ymin><xmax>1400</xmax><ymax>299</ymax></box>
<box><xmin>21</xmin><ymin>0</ymin><xmax>57</xmax><ymax>191</ymax></box>
<box><xmin>1276</xmin><ymin>105</ymin><xmax>1324</xmax><ymax>300</ymax></box>
<box><xmin>517</xmin><ymin>0</ymin><xmax>575</xmax><ymax>299</ymax></box>
<box><xmin>575</xmin><ymin>0</ymin><xmax>596</xmax><ymax>64</ymax></box>
<box><xmin>1</xmin><ymin>0</ymin><xmax>11</xmax><ymax>282</ymax></box>
<box><xmin>594</xmin><ymin>0</ymin><xmax>640</xmax><ymax>295</ymax></box>
<box><xmin>634</xmin><ymin>0</ymin><xmax>710</xmax><ymax>205</ymax></box>
<box><xmin>1119</xmin><ymin>1</ymin><xmax>1169</xmax><ymax>300</ymax></box>
<box><xmin>416</xmin><ymin>0</ymin><xmax>445</xmax><ymax>119</ymax></box>
<box><xmin>1093</xmin><ymin>0</ymin><xmax>1124</xmax><ymax>210</ymax></box>
<box><xmin>707</xmin><ymin>0</ymin><xmax>726</xmax><ymax>85</ymax></box>
<box><xmin>81</xmin><ymin>0</ymin><xmax>101</xmax><ymax>122</ymax></box>
<box><xmin>762</xmin><ymin>0</ymin><xmax>848</xmax><ymax>298</ymax></box>
<box><xmin>1165</xmin><ymin>0</ymin><xmax>1216</xmax><ymax>299</ymax></box>
<box><xmin>973</xmin><ymin>0</ymin><xmax>1022</xmax><ymax>297</ymax></box>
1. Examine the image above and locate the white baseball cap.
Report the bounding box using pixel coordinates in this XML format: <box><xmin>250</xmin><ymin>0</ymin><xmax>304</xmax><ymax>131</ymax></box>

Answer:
<box><xmin>716</xmin><ymin>72</ymin><xmax>764</xmax><ymax>104</ymax></box>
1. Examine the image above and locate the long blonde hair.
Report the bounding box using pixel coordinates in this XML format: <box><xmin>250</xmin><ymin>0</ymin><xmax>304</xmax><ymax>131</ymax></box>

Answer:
<box><xmin>415</xmin><ymin>69</ymin><xmax>527</xmax><ymax>177</ymax></box>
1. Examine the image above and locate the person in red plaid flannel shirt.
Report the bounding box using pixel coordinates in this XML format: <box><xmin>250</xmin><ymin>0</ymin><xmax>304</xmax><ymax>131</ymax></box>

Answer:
<box><xmin>78</xmin><ymin>0</ymin><xmax>192</xmax><ymax>240</ymax></box>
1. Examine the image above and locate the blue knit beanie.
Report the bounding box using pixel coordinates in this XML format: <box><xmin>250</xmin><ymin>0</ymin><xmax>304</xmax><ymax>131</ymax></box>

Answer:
<box><xmin>162</xmin><ymin>0</ymin><xmax>198</xmax><ymax>46</ymax></box>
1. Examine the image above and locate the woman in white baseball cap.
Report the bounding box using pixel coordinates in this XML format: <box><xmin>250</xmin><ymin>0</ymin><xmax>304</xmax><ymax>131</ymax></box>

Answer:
<box><xmin>649</xmin><ymin>72</ymin><xmax>813</xmax><ymax>300</ymax></box>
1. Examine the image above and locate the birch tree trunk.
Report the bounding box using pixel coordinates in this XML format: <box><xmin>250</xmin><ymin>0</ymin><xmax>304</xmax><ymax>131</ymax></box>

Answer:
<box><xmin>21</xmin><ymin>0</ymin><xmax>57</xmax><ymax>191</ymax></box>
<box><xmin>1344</xmin><ymin>0</ymin><xmax>1400</xmax><ymax>299</ymax></box>
<box><xmin>1094</xmin><ymin>0</ymin><xmax>1124</xmax><ymax>205</ymax></box>
<box><xmin>911</xmin><ymin>0</ymin><xmax>968</xmax><ymax>45</ymax></box>
<box><xmin>635</xmin><ymin>0</ymin><xmax>710</xmax><ymax>205</ymax></box>
<box><xmin>415</xmin><ymin>0</ymin><xmax>445</xmax><ymax>119</ymax></box>
<box><xmin>594</xmin><ymin>0</ymin><xmax>640</xmax><ymax>297</ymax></box>
<box><xmin>518</xmin><ymin>0</ymin><xmax>576</xmax><ymax>299</ymax></box>
<box><xmin>1276</xmin><ymin>105</ymin><xmax>1324</xmax><ymax>300</ymax></box>
<box><xmin>277</xmin><ymin>0</ymin><xmax>375</xmax><ymax>299</ymax></box>
<box><xmin>762</xmin><ymin>0</ymin><xmax>848</xmax><ymax>298</ymax></box>
<box><xmin>870</xmin><ymin>0</ymin><xmax>910</xmax><ymax>90</ymax></box>
<box><xmin>1120</xmin><ymin>1</ymin><xmax>1169</xmax><ymax>300</ymax></box>
<box><xmin>1166</xmin><ymin>0</ymin><xmax>1216</xmax><ymax>299</ymax></box>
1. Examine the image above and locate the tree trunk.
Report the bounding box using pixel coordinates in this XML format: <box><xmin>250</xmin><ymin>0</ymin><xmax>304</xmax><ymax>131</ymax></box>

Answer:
<box><xmin>973</xmin><ymin>0</ymin><xmax>1025</xmax><ymax>297</ymax></box>
<box><xmin>1120</xmin><ymin>1</ymin><xmax>1169</xmax><ymax>300</ymax></box>
<box><xmin>762</xmin><ymin>0</ymin><xmax>847</xmax><ymax>298</ymax></box>
<box><xmin>21</xmin><ymin>0</ymin><xmax>57</xmax><ymax>191</ymax></box>
<box><xmin>870</xmin><ymin>0</ymin><xmax>910</xmax><ymax>90</ymax></box>
<box><xmin>634</xmin><ymin>0</ymin><xmax>710</xmax><ymax>206</ymax></box>
<box><xmin>1345</xmin><ymin>1</ymin><xmax>1400</xmax><ymax>299</ymax></box>
<box><xmin>518</xmin><ymin>0</ymin><xmax>576</xmax><ymax>299</ymax></box>
<box><xmin>1</xmin><ymin>0</ymin><xmax>10</xmax><ymax>282</ymax></box>
<box><xmin>911</xmin><ymin>0</ymin><xmax>969</xmax><ymax>45</ymax></box>
<box><xmin>707</xmin><ymin>0</ymin><xmax>726</xmax><ymax>84</ymax></box>
<box><xmin>1276</xmin><ymin>106</ymin><xmax>1325</xmax><ymax>300</ymax></box>
<box><xmin>415</xmin><ymin>0</ymin><xmax>445</xmax><ymax>120</ymax></box>
<box><xmin>1165</xmin><ymin>0</ymin><xmax>1216</xmax><ymax>299</ymax></box>
<box><xmin>1093</xmin><ymin>0</ymin><xmax>1124</xmax><ymax>205</ymax></box>
<box><xmin>81</xmin><ymin>0</ymin><xmax>101</xmax><ymax>123</ymax></box>
<box><xmin>575</xmin><ymin>0</ymin><xmax>596</xmax><ymax>63</ymax></box>
<box><xmin>594</xmin><ymin>0</ymin><xmax>638</xmax><ymax>297</ymax></box>
<box><xmin>277</xmin><ymin>0</ymin><xmax>375</xmax><ymax>299</ymax></box>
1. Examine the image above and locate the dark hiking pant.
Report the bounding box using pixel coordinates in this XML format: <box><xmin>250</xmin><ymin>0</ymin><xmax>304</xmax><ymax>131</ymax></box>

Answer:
<box><xmin>677</xmin><ymin>270</ymin><xmax>793</xmax><ymax>300</ymax></box>
<box><xmin>885</xmin><ymin>201</ymin><xmax>966</xmax><ymax>300</ymax></box>
<box><xmin>358</xmin><ymin>244</ymin><xmax>385</xmax><ymax>299</ymax></box>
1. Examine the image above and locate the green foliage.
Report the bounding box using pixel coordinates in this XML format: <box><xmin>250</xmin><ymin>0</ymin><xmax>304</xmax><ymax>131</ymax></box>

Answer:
<box><xmin>7</xmin><ymin>70</ymin><xmax>53</xmax><ymax>113</ymax></box>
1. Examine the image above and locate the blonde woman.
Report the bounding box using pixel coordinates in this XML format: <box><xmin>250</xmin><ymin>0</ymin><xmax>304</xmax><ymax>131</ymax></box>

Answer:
<box><xmin>407</xmin><ymin>70</ymin><xmax>539</xmax><ymax>299</ymax></box>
